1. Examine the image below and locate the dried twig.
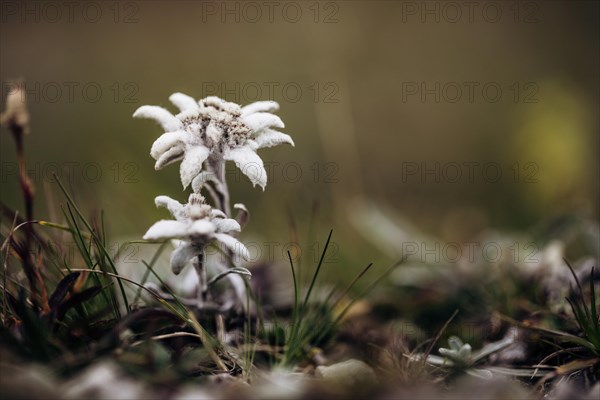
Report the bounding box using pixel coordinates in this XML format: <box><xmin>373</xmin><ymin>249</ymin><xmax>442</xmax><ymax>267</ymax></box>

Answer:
<box><xmin>1</xmin><ymin>81</ymin><xmax>48</xmax><ymax>312</ymax></box>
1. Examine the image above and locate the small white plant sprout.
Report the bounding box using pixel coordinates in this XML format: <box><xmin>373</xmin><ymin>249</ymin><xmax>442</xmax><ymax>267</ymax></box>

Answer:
<box><xmin>413</xmin><ymin>334</ymin><xmax>519</xmax><ymax>380</ymax></box>
<box><xmin>135</xmin><ymin>94</ymin><xmax>294</xmax><ymax>309</ymax></box>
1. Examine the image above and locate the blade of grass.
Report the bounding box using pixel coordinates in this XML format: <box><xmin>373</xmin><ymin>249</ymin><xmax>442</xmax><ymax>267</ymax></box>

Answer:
<box><xmin>281</xmin><ymin>250</ymin><xmax>300</xmax><ymax>366</ymax></box>
<box><xmin>301</xmin><ymin>229</ymin><xmax>332</xmax><ymax>311</ymax></box>
<box><xmin>132</xmin><ymin>242</ymin><xmax>168</xmax><ymax>304</ymax></box>
<box><xmin>187</xmin><ymin>311</ymin><xmax>228</xmax><ymax>371</ymax></box>
<box><xmin>61</xmin><ymin>205</ymin><xmax>109</xmax><ymax>317</ymax></box>
<box><xmin>303</xmin><ymin>200</ymin><xmax>320</xmax><ymax>287</ymax></box>
<box><xmin>288</xmin><ymin>250</ymin><xmax>299</xmax><ymax>331</ymax></box>
<box><xmin>302</xmin><ymin>259</ymin><xmax>403</xmax><ymax>357</ymax></box>
<box><xmin>54</xmin><ymin>175</ymin><xmax>130</xmax><ymax>313</ymax></box>
<box><xmin>500</xmin><ymin>314</ymin><xmax>596</xmax><ymax>351</ymax></box>
<box><xmin>332</xmin><ymin>257</ymin><xmax>404</xmax><ymax>327</ymax></box>
<box><xmin>590</xmin><ymin>268</ymin><xmax>598</xmax><ymax>334</ymax></box>
<box><xmin>90</xmin><ymin>216</ymin><xmax>123</xmax><ymax>319</ymax></box>
<box><xmin>564</xmin><ymin>258</ymin><xmax>592</xmax><ymax>323</ymax></box>
<box><xmin>140</xmin><ymin>260</ymin><xmax>187</xmax><ymax>317</ymax></box>
<box><xmin>422</xmin><ymin>309</ymin><xmax>459</xmax><ymax>366</ymax></box>
<box><xmin>64</xmin><ymin>268</ymin><xmax>188</xmax><ymax>322</ymax></box>
<box><xmin>290</xmin><ymin>258</ymin><xmax>404</xmax><ymax>365</ymax></box>
<box><xmin>328</xmin><ymin>262</ymin><xmax>373</xmax><ymax>309</ymax></box>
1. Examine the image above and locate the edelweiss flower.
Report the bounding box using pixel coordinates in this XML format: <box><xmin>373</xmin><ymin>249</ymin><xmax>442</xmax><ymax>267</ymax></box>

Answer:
<box><xmin>133</xmin><ymin>94</ymin><xmax>294</xmax><ymax>190</ymax></box>
<box><xmin>143</xmin><ymin>193</ymin><xmax>250</xmax><ymax>274</ymax></box>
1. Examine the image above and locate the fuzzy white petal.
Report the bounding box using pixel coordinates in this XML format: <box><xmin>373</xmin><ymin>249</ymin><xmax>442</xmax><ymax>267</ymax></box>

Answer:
<box><xmin>233</xmin><ymin>203</ymin><xmax>249</xmax><ymax>229</ymax></box>
<box><xmin>210</xmin><ymin>209</ymin><xmax>227</xmax><ymax>219</ymax></box>
<box><xmin>241</xmin><ymin>101</ymin><xmax>279</xmax><ymax>116</ymax></box>
<box><xmin>175</xmin><ymin>108</ymin><xmax>200</xmax><ymax>121</ymax></box>
<box><xmin>179</xmin><ymin>146</ymin><xmax>210</xmax><ymax>189</ymax></box>
<box><xmin>150</xmin><ymin>131</ymin><xmax>188</xmax><ymax>159</ymax></box>
<box><xmin>233</xmin><ymin>203</ymin><xmax>248</xmax><ymax>212</ymax></box>
<box><xmin>143</xmin><ymin>220</ymin><xmax>188</xmax><ymax>240</ymax></box>
<box><xmin>214</xmin><ymin>233</ymin><xmax>251</xmax><ymax>261</ymax></box>
<box><xmin>242</xmin><ymin>112</ymin><xmax>284</xmax><ymax>131</ymax></box>
<box><xmin>154</xmin><ymin>145</ymin><xmax>184</xmax><ymax>170</ymax></box>
<box><xmin>169</xmin><ymin>93</ymin><xmax>199</xmax><ymax>112</ymax></box>
<box><xmin>203</xmin><ymin>96</ymin><xmax>228</xmax><ymax>108</ymax></box>
<box><xmin>191</xmin><ymin>171</ymin><xmax>218</xmax><ymax>193</ymax></box>
<box><xmin>243</xmin><ymin>138</ymin><xmax>259</xmax><ymax>151</ymax></box>
<box><xmin>224</xmin><ymin>146</ymin><xmax>267</xmax><ymax>190</ymax></box>
<box><xmin>203</xmin><ymin>96</ymin><xmax>240</xmax><ymax>114</ymax></box>
<box><xmin>154</xmin><ymin>196</ymin><xmax>184</xmax><ymax>220</ymax></box>
<box><xmin>254</xmin><ymin>129</ymin><xmax>294</xmax><ymax>148</ymax></box>
<box><xmin>214</xmin><ymin>218</ymin><xmax>241</xmax><ymax>234</ymax></box>
<box><xmin>188</xmin><ymin>220</ymin><xmax>216</xmax><ymax>236</ymax></box>
<box><xmin>133</xmin><ymin>105</ymin><xmax>182</xmax><ymax>131</ymax></box>
<box><xmin>170</xmin><ymin>242</ymin><xmax>197</xmax><ymax>275</ymax></box>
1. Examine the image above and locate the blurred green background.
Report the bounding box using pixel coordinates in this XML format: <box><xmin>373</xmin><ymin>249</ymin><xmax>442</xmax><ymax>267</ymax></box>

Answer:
<box><xmin>1</xmin><ymin>1</ymin><xmax>598</xmax><ymax>272</ymax></box>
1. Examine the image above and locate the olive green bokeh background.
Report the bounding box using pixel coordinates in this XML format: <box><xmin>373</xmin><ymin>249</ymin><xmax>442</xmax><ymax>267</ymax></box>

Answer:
<box><xmin>1</xmin><ymin>1</ymin><xmax>598</xmax><ymax>270</ymax></box>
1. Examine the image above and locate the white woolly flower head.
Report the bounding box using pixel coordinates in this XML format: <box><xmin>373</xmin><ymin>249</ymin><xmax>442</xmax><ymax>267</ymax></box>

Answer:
<box><xmin>143</xmin><ymin>193</ymin><xmax>250</xmax><ymax>275</ymax></box>
<box><xmin>134</xmin><ymin>94</ymin><xmax>294</xmax><ymax>190</ymax></box>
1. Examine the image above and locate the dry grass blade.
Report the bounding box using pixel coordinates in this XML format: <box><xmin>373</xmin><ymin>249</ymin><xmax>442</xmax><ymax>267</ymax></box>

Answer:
<box><xmin>422</xmin><ymin>309</ymin><xmax>459</xmax><ymax>366</ymax></box>
<box><xmin>187</xmin><ymin>312</ymin><xmax>228</xmax><ymax>372</ymax></box>
<box><xmin>2</xmin><ymin>212</ymin><xmax>19</xmax><ymax>322</ymax></box>
<box><xmin>536</xmin><ymin>358</ymin><xmax>600</xmax><ymax>389</ymax></box>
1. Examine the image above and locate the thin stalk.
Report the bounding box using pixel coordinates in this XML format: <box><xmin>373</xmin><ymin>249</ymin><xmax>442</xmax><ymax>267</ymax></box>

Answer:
<box><xmin>13</xmin><ymin>132</ymin><xmax>34</xmax><ymax>226</ymax></box>
<box><xmin>2</xmin><ymin>213</ymin><xmax>19</xmax><ymax>321</ymax></box>
<box><xmin>216</xmin><ymin>159</ymin><xmax>231</xmax><ymax>216</ymax></box>
<box><xmin>205</xmin><ymin>157</ymin><xmax>231</xmax><ymax>216</ymax></box>
<box><xmin>195</xmin><ymin>250</ymin><xmax>207</xmax><ymax>305</ymax></box>
<box><xmin>11</xmin><ymin>127</ymin><xmax>48</xmax><ymax>311</ymax></box>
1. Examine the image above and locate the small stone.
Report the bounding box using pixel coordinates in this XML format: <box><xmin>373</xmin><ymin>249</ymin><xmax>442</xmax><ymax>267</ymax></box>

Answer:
<box><xmin>62</xmin><ymin>362</ymin><xmax>147</xmax><ymax>400</ymax></box>
<box><xmin>315</xmin><ymin>359</ymin><xmax>378</xmax><ymax>387</ymax></box>
<box><xmin>0</xmin><ymin>364</ymin><xmax>59</xmax><ymax>399</ymax></box>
